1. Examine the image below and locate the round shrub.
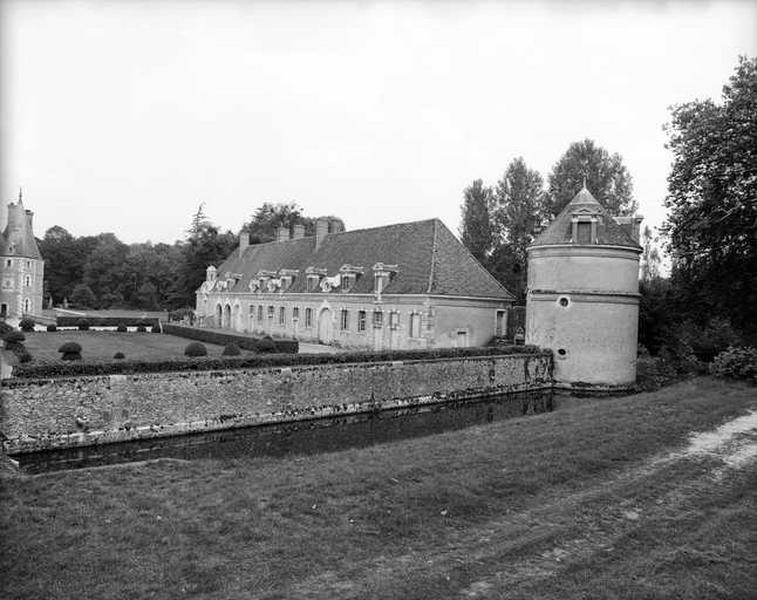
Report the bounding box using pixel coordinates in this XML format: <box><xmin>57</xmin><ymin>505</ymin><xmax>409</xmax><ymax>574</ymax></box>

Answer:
<box><xmin>113</xmin><ymin>352</ymin><xmax>126</xmax><ymax>360</ymax></box>
<box><xmin>47</xmin><ymin>324</ymin><xmax>57</xmax><ymax>332</ymax></box>
<box><xmin>711</xmin><ymin>346</ymin><xmax>757</xmax><ymax>382</ymax></box>
<box><xmin>0</xmin><ymin>321</ymin><xmax>14</xmax><ymax>336</ymax></box>
<box><xmin>222</xmin><ymin>342</ymin><xmax>241</xmax><ymax>356</ymax></box>
<box><xmin>184</xmin><ymin>342</ymin><xmax>207</xmax><ymax>357</ymax></box>
<box><xmin>77</xmin><ymin>318</ymin><xmax>90</xmax><ymax>331</ymax></box>
<box><xmin>58</xmin><ymin>341</ymin><xmax>82</xmax><ymax>361</ymax></box>
<box><xmin>19</xmin><ymin>318</ymin><xmax>35</xmax><ymax>332</ymax></box>
<box><xmin>17</xmin><ymin>348</ymin><xmax>32</xmax><ymax>363</ymax></box>
<box><xmin>116</xmin><ymin>323</ymin><xmax>128</xmax><ymax>333</ymax></box>
<box><xmin>151</xmin><ymin>325</ymin><xmax>161</xmax><ymax>333</ymax></box>
<box><xmin>136</xmin><ymin>325</ymin><xmax>147</xmax><ymax>332</ymax></box>
<box><xmin>257</xmin><ymin>336</ymin><xmax>276</xmax><ymax>353</ymax></box>
<box><xmin>3</xmin><ymin>331</ymin><xmax>26</xmax><ymax>345</ymax></box>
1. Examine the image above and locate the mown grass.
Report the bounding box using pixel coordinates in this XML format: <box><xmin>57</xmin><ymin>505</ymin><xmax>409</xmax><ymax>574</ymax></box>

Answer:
<box><xmin>1</xmin><ymin>377</ymin><xmax>755</xmax><ymax>599</ymax></box>
<box><xmin>20</xmin><ymin>331</ymin><xmax>249</xmax><ymax>362</ymax></box>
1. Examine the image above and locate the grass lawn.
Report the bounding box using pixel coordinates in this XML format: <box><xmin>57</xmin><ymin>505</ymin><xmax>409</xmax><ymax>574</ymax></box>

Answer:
<box><xmin>1</xmin><ymin>377</ymin><xmax>756</xmax><ymax>599</ymax></box>
<box><xmin>21</xmin><ymin>331</ymin><xmax>251</xmax><ymax>362</ymax></box>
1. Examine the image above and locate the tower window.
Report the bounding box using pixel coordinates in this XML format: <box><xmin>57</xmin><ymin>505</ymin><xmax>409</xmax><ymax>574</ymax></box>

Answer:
<box><xmin>576</xmin><ymin>221</ymin><xmax>592</xmax><ymax>244</ymax></box>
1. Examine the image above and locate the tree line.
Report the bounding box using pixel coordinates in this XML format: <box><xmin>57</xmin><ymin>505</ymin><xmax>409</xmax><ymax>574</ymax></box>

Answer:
<box><xmin>39</xmin><ymin>202</ymin><xmax>331</xmax><ymax>311</ymax></box>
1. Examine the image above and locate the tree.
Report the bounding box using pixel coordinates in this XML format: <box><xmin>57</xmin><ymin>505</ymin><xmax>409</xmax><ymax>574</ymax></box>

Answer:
<box><xmin>82</xmin><ymin>233</ymin><xmax>129</xmax><ymax>306</ymax></box>
<box><xmin>70</xmin><ymin>283</ymin><xmax>97</xmax><ymax>309</ymax></box>
<box><xmin>242</xmin><ymin>202</ymin><xmax>313</xmax><ymax>244</ymax></box>
<box><xmin>186</xmin><ymin>202</ymin><xmax>210</xmax><ymax>238</ymax></box>
<box><xmin>547</xmin><ymin>139</ymin><xmax>636</xmax><ymax>216</ymax></box>
<box><xmin>459</xmin><ymin>179</ymin><xmax>494</xmax><ymax>263</ymax></box>
<box><xmin>490</xmin><ymin>158</ymin><xmax>547</xmax><ymax>300</ymax></box>
<box><xmin>639</xmin><ymin>225</ymin><xmax>662</xmax><ymax>282</ymax></box>
<box><xmin>38</xmin><ymin>226</ymin><xmax>91</xmax><ymax>303</ymax></box>
<box><xmin>662</xmin><ymin>55</ymin><xmax>757</xmax><ymax>341</ymax></box>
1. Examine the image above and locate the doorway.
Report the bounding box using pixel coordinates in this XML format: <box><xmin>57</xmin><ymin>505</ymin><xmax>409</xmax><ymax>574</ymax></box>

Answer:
<box><xmin>318</xmin><ymin>308</ymin><xmax>333</xmax><ymax>344</ymax></box>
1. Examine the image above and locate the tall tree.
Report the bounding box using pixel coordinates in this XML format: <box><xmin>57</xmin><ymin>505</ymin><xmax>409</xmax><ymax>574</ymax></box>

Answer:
<box><xmin>547</xmin><ymin>139</ymin><xmax>636</xmax><ymax>216</ymax></box>
<box><xmin>38</xmin><ymin>226</ymin><xmax>88</xmax><ymax>303</ymax></box>
<box><xmin>662</xmin><ymin>55</ymin><xmax>757</xmax><ymax>340</ymax></box>
<box><xmin>82</xmin><ymin>233</ymin><xmax>129</xmax><ymax>307</ymax></box>
<box><xmin>639</xmin><ymin>225</ymin><xmax>662</xmax><ymax>282</ymax></box>
<box><xmin>489</xmin><ymin>158</ymin><xmax>547</xmax><ymax>300</ymax></box>
<box><xmin>459</xmin><ymin>179</ymin><xmax>494</xmax><ymax>263</ymax></box>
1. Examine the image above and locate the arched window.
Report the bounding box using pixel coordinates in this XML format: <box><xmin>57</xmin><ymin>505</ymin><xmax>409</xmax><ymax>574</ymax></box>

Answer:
<box><xmin>23</xmin><ymin>298</ymin><xmax>31</xmax><ymax>313</ymax></box>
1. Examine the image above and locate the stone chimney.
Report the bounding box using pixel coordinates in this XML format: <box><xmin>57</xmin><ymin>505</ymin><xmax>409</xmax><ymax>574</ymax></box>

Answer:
<box><xmin>315</xmin><ymin>217</ymin><xmax>329</xmax><ymax>250</ymax></box>
<box><xmin>276</xmin><ymin>226</ymin><xmax>289</xmax><ymax>243</ymax></box>
<box><xmin>238</xmin><ymin>230</ymin><xmax>249</xmax><ymax>257</ymax></box>
<box><xmin>292</xmin><ymin>223</ymin><xmax>305</xmax><ymax>240</ymax></box>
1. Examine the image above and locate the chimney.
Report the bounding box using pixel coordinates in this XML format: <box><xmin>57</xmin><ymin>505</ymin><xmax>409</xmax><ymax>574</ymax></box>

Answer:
<box><xmin>292</xmin><ymin>223</ymin><xmax>305</xmax><ymax>240</ymax></box>
<box><xmin>238</xmin><ymin>230</ymin><xmax>249</xmax><ymax>257</ymax></box>
<box><xmin>315</xmin><ymin>217</ymin><xmax>329</xmax><ymax>250</ymax></box>
<box><xmin>276</xmin><ymin>226</ymin><xmax>289</xmax><ymax>243</ymax></box>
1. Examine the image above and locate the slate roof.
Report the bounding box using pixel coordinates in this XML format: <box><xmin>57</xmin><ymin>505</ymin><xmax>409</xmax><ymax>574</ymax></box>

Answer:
<box><xmin>206</xmin><ymin>218</ymin><xmax>513</xmax><ymax>300</ymax></box>
<box><xmin>0</xmin><ymin>204</ymin><xmax>43</xmax><ymax>260</ymax></box>
<box><xmin>531</xmin><ymin>186</ymin><xmax>641</xmax><ymax>249</ymax></box>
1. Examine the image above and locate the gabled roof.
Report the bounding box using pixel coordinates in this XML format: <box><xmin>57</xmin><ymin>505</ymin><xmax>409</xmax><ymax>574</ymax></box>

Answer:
<box><xmin>205</xmin><ymin>218</ymin><xmax>513</xmax><ymax>300</ymax></box>
<box><xmin>531</xmin><ymin>186</ymin><xmax>640</xmax><ymax>248</ymax></box>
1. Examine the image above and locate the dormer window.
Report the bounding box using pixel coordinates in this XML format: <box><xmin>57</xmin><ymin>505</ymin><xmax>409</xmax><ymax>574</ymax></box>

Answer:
<box><xmin>372</xmin><ymin>262</ymin><xmax>399</xmax><ymax>296</ymax></box>
<box><xmin>339</xmin><ymin>264</ymin><xmax>364</xmax><ymax>293</ymax></box>
<box><xmin>305</xmin><ymin>267</ymin><xmax>327</xmax><ymax>292</ymax></box>
<box><xmin>570</xmin><ymin>213</ymin><xmax>599</xmax><ymax>244</ymax></box>
<box><xmin>278</xmin><ymin>269</ymin><xmax>299</xmax><ymax>292</ymax></box>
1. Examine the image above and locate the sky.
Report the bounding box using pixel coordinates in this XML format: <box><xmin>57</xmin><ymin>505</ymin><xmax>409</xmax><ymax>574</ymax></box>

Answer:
<box><xmin>1</xmin><ymin>0</ymin><xmax>756</xmax><ymax>245</ymax></box>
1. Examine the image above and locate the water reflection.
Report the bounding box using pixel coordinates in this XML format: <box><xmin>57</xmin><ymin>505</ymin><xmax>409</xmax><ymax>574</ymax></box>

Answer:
<box><xmin>13</xmin><ymin>388</ymin><xmax>553</xmax><ymax>474</ymax></box>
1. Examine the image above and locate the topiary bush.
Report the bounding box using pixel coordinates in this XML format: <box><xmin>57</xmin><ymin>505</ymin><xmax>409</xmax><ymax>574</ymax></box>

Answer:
<box><xmin>711</xmin><ymin>346</ymin><xmax>757</xmax><ymax>382</ymax></box>
<box><xmin>113</xmin><ymin>352</ymin><xmax>126</xmax><ymax>360</ymax></box>
<box><xmin>3</xmin><ymin>330</ymin><xmax>26</xmax><ymax>347</ymax></box>
<box><xmin>151</xmin><ymin>325</ymin><xmax>161</xmax><ymax>333</ymax></box>
<box><xmin>222</xmin><ymin>342</ymin><xmax>241</xmax><ymax>356</ymax></box>
<box><xmin>19</xmin><ymin>318</ymin><xmax>35</xmax><ymax>332</ymax></box>
<box><xmin>258</xmin><ymin>335</ymin><xmax>276</xmax><ymax>353</ymax></box>
<box><xmin>16</xmin><ymin>348</ymin><xmax>33</xmax><ymax>363</ymax></box>
<box><xmin>58</xmin><ymin>341</ymin><xmax>83</xmax><ymax>361</ymax></box>
<box><xmin>116</xmin><ymin>323</ymin><xmax>128</xmax><ymax>333</ymax></box>
<box><xmin>184</xmin><ymin>342</ymin><xmax>207</xmax><ymax>357</ymax></box>
<box><xmin>47</xmin><ymin>324</ymin><xmax>57</xmax><ymax>332</ymax></box>
<box><xmin>0</xmin><ymin>321</ymin><xmax>14</xmax><ymax>336</ymax></box>
<box><xmin>77</xmin><ymin>318</ymin><xmax>90</xmax><ymax>331</ymax></box>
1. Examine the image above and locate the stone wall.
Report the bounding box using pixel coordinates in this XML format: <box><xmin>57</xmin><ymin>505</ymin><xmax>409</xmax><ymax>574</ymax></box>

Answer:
<box><xmin>1</xmin><ymin>352</ymin><xmax>551</xmax><ymax>454</ymax></box>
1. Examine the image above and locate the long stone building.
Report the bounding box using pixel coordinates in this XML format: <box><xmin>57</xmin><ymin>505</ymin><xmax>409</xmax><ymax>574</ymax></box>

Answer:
<box><xmin>195</xmin><ymin>218</ymin><xmax>514</xmax><ymax>350</ymax></box>
<box><xmin>0</xmin><ymin>192</ymin><xmax>45</xmax><ymax>319</ymax></box>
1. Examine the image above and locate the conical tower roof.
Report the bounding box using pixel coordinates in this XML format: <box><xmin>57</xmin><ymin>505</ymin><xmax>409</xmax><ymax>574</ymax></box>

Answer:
<box><xmin>531</xmin><ymin>186</ymin><xmax>640</xmax><ymax>248</ymax></box>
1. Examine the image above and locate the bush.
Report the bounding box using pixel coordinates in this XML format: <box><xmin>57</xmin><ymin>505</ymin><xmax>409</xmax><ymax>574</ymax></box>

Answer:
<box><xmin>116</xmin><ymin>324</ymin><xmax>128</xmax><ymax>332</ymax></box>
<box><xmin>258</xmin><ymin>336</ymin><xmax>276</xmax><ymax>353</ymax></box>
<box><xmin>184</xmin><ymin>342</ymin><xmax>207</xmax><ymax>357</ymax></box>
<box><xmin>58</xmin><ymin>341</ymin><xmax>82</xmax><ymax>361</ymax></box>
<box><xmin>711</xmin><ymin>346</ymin><xmax>757</xmax><ymax>382</ymax></box>
<box><xmin>46</xmin><ymin>324</ymin><xmax>57</xmax><ymax>332</ymax></box>
<box><xmin>77</xmin><ymin>319</ymin><xmax>90</xmax><ymax>331</ymax></box>
<box><xmin>113</xmin><ymin>352</ymin><xmax>126</xmax><ymax>360</ymax></box>
<box><xmin>0</xmin><ymin>321</ymin><xmax>14</xmax><ymax>336</ymax></box>
<box><xmin>136</xmin><ymin>326</ymin><xmax>147</xmax><ymax>332</ymax></box>
<box><xmin>151</xmin><ymin>325</ymin><xmax>161</xmax><ymax>333</ymax></box>
<box><xmin>19</xmin><ymin>318</ymin><xmax>35</xmax><ymax>332</ymax></box>
<box><xmin>57</xmin><ymin>316</ymin><xmax>161</xmax><ymax>328</ymax></box>
<box><xmin>161</xmin><ymin>323</ymin><xmax>299</xmax><ymax>354</ymax></box>
<box><xmin>3</xmin><ymin>331</ymin><xmax>26</xmax><ymax>345</ymax></box>
<box><xmin>16</xmin><ymin>348</ymin><xmax>32</xmax><ymax>363</ymax></box>
<box><xmin>222</xmin><ymin>342</ymin><xmax>241</xmax><ymax>356</ymax></box>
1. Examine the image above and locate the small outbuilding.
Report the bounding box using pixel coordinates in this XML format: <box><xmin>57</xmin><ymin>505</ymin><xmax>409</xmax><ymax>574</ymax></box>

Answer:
<box><xmin>525</xmin><ymin>186</ymin><xmax>643</xmax><ymax>391</ymax></box>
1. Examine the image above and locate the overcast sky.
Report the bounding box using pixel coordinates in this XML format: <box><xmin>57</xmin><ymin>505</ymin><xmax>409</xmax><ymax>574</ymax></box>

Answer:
<box><xmin>2</xmin><ymin>0</ymin><xmax>756</xmax><ymax>245</ymax></box>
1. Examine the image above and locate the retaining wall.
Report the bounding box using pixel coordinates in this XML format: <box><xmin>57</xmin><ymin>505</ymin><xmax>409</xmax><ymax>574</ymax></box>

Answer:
<box><xmin>1</xmin><ymin>352</ymin><xmax>552</xmax><ymax>454</ymax></box>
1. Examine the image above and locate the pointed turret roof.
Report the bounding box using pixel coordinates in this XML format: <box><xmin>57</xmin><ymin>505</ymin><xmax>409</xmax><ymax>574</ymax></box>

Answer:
<box><xmin>531</xmin><ymin>186</ymin><xmax>640</xmax><ymax>248</ymax></box>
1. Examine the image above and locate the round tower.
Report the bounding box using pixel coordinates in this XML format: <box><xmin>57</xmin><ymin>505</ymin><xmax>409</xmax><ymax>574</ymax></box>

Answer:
<box><xmin>525</xmin><ymin>186</ymin><xmax>642</xmax><ymax>391</ymax></box>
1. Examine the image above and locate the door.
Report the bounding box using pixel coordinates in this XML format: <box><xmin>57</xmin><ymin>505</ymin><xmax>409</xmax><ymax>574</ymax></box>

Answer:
<box><xmin>495</xmin><ymin>310</ymin><xmax>507</xmax><ymax>337</ymax></box>
<box><xmin>318</xmin><ymin>308</ymin><xmax>333</xmax><ymax>344</ymax></box>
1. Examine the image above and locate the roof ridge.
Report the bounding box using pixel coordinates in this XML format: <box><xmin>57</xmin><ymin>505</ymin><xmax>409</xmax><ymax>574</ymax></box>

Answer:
<box><xmin>324</xmin><ymin>217</ymin><xmax>438</xmax><ymax>240</ymax></box>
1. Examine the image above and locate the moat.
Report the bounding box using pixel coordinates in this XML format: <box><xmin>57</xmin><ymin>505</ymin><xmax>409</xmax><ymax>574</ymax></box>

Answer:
<box><xmin>11</xmin><ymin>388</ymin><xmax>553</xmax><ymax>474</ymax></box>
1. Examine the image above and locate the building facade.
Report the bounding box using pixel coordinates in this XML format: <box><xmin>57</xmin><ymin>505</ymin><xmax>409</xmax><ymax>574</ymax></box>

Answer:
<box><xmin>0</xmin><ymin>193</ymin><xmax>45</xmax><ymax>319</ymax></box>
<box><xmin>196</xmin><ymin>218</ymin><xmax>514</xmax><ymax>350</ymax></box>
<box><xmin>525</xmin><ymin>186</ymin><xmax>643</xmax><ymax>390</ymax></box>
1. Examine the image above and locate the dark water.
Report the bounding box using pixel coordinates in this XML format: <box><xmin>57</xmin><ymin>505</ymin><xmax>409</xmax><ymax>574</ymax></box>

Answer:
<box><xmin>12</xmin><ymin>389</ymin><xmax>553</xmax><ymax>474</ymax></box>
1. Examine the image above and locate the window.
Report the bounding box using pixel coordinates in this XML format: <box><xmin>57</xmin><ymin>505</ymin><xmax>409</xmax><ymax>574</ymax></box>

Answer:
<box><xmin>305</xmin><ymin>307</ymin><xmax>313</xmax><ymax>328</ymax></box>
<box><xmin>307</xmin><ymin>276</ymin><xmax>320</xmax><ymax>293</ymax></box>
<box><xmin>249</xmin><ymin>305</ymin><xmax>255</xmax><ymax>315</ymax></box>
<box><xmin>23</xmin><ymin>298</ymin><xmax>30</xmax><ymax>313</ymax></box>
<box><xmin>267</xmin><ymin>305</ymin><xmax>274</xmax><ymax>319</ymax></box>
<box><xmin>293</xmin><ymin>307</ymin><xmax>300</xmax><ymax>321</ymax></box>
<box><xmin>410</xmin><ymin>312</ymin><xmax>422</xmax><ymax>338</ymax></box>
<box><xmin>576</xmin><ymin>221</ymin><xmax>592</xmax><ymax>244</ymax></box>
<box><xmin>373</xmin><ymin>311</ymin><xmax>383</xmax><ymax>328</ymax></box>
<box><xmin>5</xmin><ymin>259</ymin><xmax>10</xmax><ymax>267</ymax></box>
<box><xmin>340</xmin><ymin>309</ymin><xmax>349</xmax><ymax>330</ymax></box>
<box><xmin>24</xmin><ymin>276</ymin><xmax>31</xmax><ymax>287</ymax></box>
<box><xmin>258</xmin><ymin>305</ymin><xmax>263</xmax><ymax>321</ymax></box>
<box><xmin>26</xmin><ymin>261</ymin><xmax>30</xmax><ymax>268</ymax></box>
<box><xmin>357</xmin><ymin>310</ymin><xmax>366</xmax><ymax>332</ymax></box>
<box><xmin>495</xmin><ymin>310</ymin><xmax>506</xmax><ymax>336</ymax></box>
<box><xmin>389</xmin><ymin>311</ymin><xmax>400</xmax><ymax>330</ymax></box>
<box><xmin>279</xmin><ymin>306</ymin><xmax>285</xmax><ymax>325</ymax></box>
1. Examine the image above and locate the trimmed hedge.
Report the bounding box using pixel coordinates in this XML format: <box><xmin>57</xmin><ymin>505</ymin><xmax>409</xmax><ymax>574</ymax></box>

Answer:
<box><xmin>162</xmin><ymin>323</ymin><xmax>299</xmax><ymax>354</ymax></box>
<box><xmin>56</xmin><ymin>316</ymin><xmax>162</xmax><ymax>328</ymax></box>
<box><xmin>222</xmin><ymin>342</ymin><xmax>241</xmax><ymax>356</ymax></box>
<box><xmin>7</xmin><ymin>345</ymin><xmax>545</xmax><ymax>380</ymax></box>
<box><xmin>184</xmin><ymin>342</ymin><xmax>208</xmax><ymax>357</ymax></box>
<box><xmin>19</xmin><ymin>318</ymin><xmax>35</xmax><ymax>332</ymax></box>
<box><xmin>47</xmin><ymin>324</ymin><xmax>57</xmax><ymax>332</ymax></box>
